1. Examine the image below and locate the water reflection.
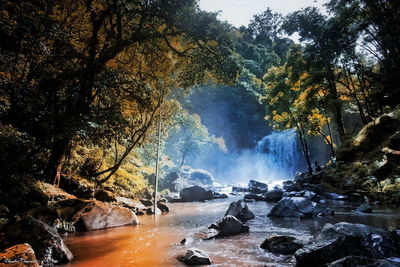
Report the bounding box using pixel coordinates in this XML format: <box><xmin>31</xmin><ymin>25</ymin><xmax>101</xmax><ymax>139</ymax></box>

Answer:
<box><xmin>62</xmin><ymin>197</ymin><xmax>400</xmax><ymax>267</ymax></box>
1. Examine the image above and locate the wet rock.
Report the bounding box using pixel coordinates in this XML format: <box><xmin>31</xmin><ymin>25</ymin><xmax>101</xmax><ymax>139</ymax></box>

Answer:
<box><xmin>95</xmin><ymin>189</ymin><xmax>117</xmax><ymax>202</ymax></box>
<box><xmin>323</xmin><ymin>192</ymin><xmax>347</xmax><ymax>200</ymax></box>
<box><xmin>59</xmin><ymin>175</ymin><xmax>94</xmax><ymax>199</ymax></box>
<box><xmin>264</xmin><ymin>190</ymin><xmax>283</xmax><ymax>202</ymax></box>
<box><xmin>232</xmin><ymin>186</ymin><xmax>248</xmax><ymax>193</ymax></box>
<box><xmin>283</xmin><ymin>190</ymin><xmax>317</xmax><ymax>201</ymax></box>
<box><xmin>213</xmin><ymin>192</ymin><xmax>228</xmax><ymax>199</ymax></box>
<box><xmin>157</xmin><ymin>201</ymin><xmax>169</xmax><ymax>213</ymax></box>
<box><xmin>244</xmin><ymin>193</ymin><xmax>264</xmax><ymax>201</ymax></box>
<box><xmin>0</xmin><ymin>205</ymin><xmax>9</xmax><ymax>217</ymax></box>
<box><xmin>260</xmin><ymin>235</ymin><xmax>303</xmax><ymax>255</ymax></box>
<box><xmin>140</xmin><ymin>199</ymin><xmax>153</xmax><ymax>207</ymax></box>
<box><xmin>224</xmin><ymin>200</ymin><xmax>255</xmax><ymax>222</ymax></box>
<box><xmin>146</xmin><ymin>207</ymin><xmax>161</xmax><ymax>215</ymax></box>
<box><xmin>248</xmin><ymin>180</ymin><xmax>268</xmax><ymax>194</ymax></box>
<box><xmin>188</xmin><ymin>169</ymin><xmax>215</xmax><ymax>185</ymax></box>
<box><xmin>208</xmin><ymin>215</ymin><xmax>249</xmax><ymax>238</ymax></box>
<box><xmin>179</xmin><ymin>186</ymin><xmax>214</xmax><ymax>202</ymax></box>
<box><xmin>268</xmin><ymin>197</ymin><xmax>333</xmax><ymax>219</ymax></box>
<box><xmin>177</xmin><ymin>248</ymin><xmax>212</xmax><ymax>265</ymax></box>
<box><xmin>295</xmin><ymin>222</ymin><xmax>400</xmax><ymax>266</ymax></box>
<box><xmin>282</xmin><ymin>180</ymin><xmax>301</xmax><ymax>192</ymax></box>
<box><xmin>357</xmin><ymin>203</ymin><xmax>373</xmax><ymax>213</ymax></box>
<box><xmin>0</xmin><ymin>243</ymin><xmax>39</xmax><ymax>267</ymax></box>
<box><xmin>75</xmin><ymin>201</ymin><xmax>138</xmax><ymax>231</ymax></box>
<box><xmin>135</xmin><ymin>211</ymin><xmax>145</xmax><ymax>216</ymax></box>
<box><xmin>327</xmin><ymin>256</ymin><xmax>400</xmax><ymax>267</ymax></box>
<box><xmin>116</xmin><ymin>197</ymin><xmax>146</xmax><ymax>210</ymax></box>
<box><xmin>4</xmin><ymin>217</ymin><xmax>73</xmax><ymax>265</ymax></box>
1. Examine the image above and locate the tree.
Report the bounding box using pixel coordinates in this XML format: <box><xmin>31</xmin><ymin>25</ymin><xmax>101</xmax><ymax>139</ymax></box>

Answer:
<box><xmin>0</xmin><ymin>0</ymin><xmax>239</xmax><ymax>183</ymax></box>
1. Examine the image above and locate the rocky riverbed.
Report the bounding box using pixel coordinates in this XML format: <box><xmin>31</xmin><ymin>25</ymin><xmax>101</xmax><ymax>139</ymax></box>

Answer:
<box><xmin>60</xmin><ymin>195</ymin><xmax>400</xmax><ymax>266</ymax></box>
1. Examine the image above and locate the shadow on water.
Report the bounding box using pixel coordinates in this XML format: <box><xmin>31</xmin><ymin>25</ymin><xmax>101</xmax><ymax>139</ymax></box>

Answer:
<box><xmin>62</xmin><ymin>197</ymin><xmax>400</xmax><ymax>267</ymax></box>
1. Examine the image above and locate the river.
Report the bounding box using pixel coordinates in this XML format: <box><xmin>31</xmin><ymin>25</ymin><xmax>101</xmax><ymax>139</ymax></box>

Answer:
<box><xmin>61</xmin><ymin>196</ymin><xmax>400</xmax><ymax>267</ymax></box>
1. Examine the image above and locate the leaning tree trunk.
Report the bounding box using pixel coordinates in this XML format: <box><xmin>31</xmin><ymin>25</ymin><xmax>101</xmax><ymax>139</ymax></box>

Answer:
<box><xmin>297</xmin><ymin>127</ymin><xmax>313</xmax><ymax>174</ymax></box>
<box><xmin>43</xmin><ymin>137</ymin><xmax>71</xmax><ymax>185</ymax></box>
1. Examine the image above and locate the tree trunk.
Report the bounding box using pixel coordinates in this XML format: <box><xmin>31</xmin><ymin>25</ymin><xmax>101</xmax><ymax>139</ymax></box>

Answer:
<box><xmin>43</xmin><ymin>137</ymin><xmax>71</xmax><ymax>185</ymax></box>
<box><xmin>297</xmin><ymin>128</ymin><xmax>313</xmax><ymax>174</ymax></box>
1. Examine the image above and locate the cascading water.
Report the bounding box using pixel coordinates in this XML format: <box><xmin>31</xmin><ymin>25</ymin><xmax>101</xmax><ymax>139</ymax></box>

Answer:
<box><xmin>254</xmin><ymin>129</ymin><xmax>299</xmax><ymax>180</ymax></box>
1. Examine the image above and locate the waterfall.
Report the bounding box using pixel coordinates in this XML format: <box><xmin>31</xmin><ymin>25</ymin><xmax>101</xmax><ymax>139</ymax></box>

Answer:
<box><xmin>252</xmin><ymin>129</ymin><xmax>299</xmax><ymax>181</ymax></box>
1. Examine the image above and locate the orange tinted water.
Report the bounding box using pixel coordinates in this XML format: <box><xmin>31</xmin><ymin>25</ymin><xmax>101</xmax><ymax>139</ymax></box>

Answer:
<box><xmin>62</xmin><ymin>198</ymin><xmax>400</xmax><ymax>267</ymax></box>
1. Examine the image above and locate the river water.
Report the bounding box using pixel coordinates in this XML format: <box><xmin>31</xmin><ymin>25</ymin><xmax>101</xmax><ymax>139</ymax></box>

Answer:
<box><xmin>62</xmin><ymin>196</ymin><xmax>400</xmax><ymax>267</ymax></box>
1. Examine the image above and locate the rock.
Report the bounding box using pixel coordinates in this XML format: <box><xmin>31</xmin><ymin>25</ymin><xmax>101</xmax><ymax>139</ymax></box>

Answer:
<box><xmin>268</xmin><ymin>197</ymin><xmax>333</xmax><ymax>219</ymax></box>
<box><xmin>208</xmin><ymin>215</ymin><xmax>249</xmax><ymax>238</ymax></box>
<box><xmin>282</xmin><ymin>180</ymin><xmax>300</xmax><ymax>192</ymax></box>
<box><xmin>75</xmin><ymin>201</ymin><xmax>138</xmax><ymax>231</ymax></box>
<box><xmin>179</xmin><ymin>186</ymin><xmax>214</xmax><ymax>202</ymax></box>
<box><xmin>327</xmin><ymin>256</ymin><xmax>400</xmax><ymax>267</ymax></box>
<box><xmin>146</xmin><ymin>207</ymin><xmax>161</xmax><ymax>215</ymax></box>
<box><xmin>95</xmin><ymin>189</ymin><xmax>117</xmax><ymax>202</ymax></box>
<box><xmin>248</xmin><ymin>180</ymin><xmax>268</xmax><ymax>194</ymax></box>
<box><xmin>140</xmin><ymin>199</ymin><xmax>153</xmax><ymax>207</ymax></box>
<box><xmin>212</xmin><ymin>192</ymin><xmax>228</xmax><ymax>199</ymax></box>
<box><xmin>157</xmin><ymin>201</ymin><xmax>169</xmax><ymax>213</ymax></box>
<box><xmin>295</xmin><ymin>222</ymin><xmax>400</xmax><ymax>266</ymax></box>
<box><xmin>59</xmin><ymin>175</ymin><xmax>94</xmax><ymax>199</ymax></box>
<box><xmin>244</xmin><ymin>193</ymin><xmax>265</xmax><ymax>201</ymax></box>
<box><xmin>31</xmin><ymin>181</ymin><xmax>77</xmax><ymax>204</ymax></box>
<box><xmin>260</xmin><ymin>235</ymin><xmax>303</xmax><ymax>255</ymax></box>
<box><xmin>264</xmin><ymin>190</ymin><xmax>283</xmax><ymax>202</ymax></box>
<box><xmin>232</xmin><ymin>186</ymin><xmax>248</xmax><ymax>193</ymax></box>
<box><xmin>224</xmin><ymin>200</ymin><xmax>255</xmax><ymax>222</ymax></box>
<box><xmin>323</xmin><ymin>192</ymin><xmax>347</xmax><ymax>200</ymax></box>
<box><xmin>188</xmin><ymin>169</ymin><xmax>215</xmax><ymax>185</ymax></box>
<box><xmin>357</xmin><ymin>203</ymin><xmax>373</xmax><ymax>213</ymax></box>
<box><xmin>177</xmin><ymin>248</ymin><xmax>212</xmax><ymax>265</ymax></box>
<box><xmin>135</xmin><ymin>211</ymin><xmax>145</xmax><ymax>216</ymax></box>
<box><xmin>4</xmin><ymin>217</ymin><xmax>73</xmax><ymax>265</ymax></box>
<box><xmin>116</xmin><ymin>197</ymin><xmax>146</xmax><ymax>210</ymax></box>
<box><xmin>0</xmin><ymin>243</ymin><xmax>39</xmax><ymax>266</ymax></box>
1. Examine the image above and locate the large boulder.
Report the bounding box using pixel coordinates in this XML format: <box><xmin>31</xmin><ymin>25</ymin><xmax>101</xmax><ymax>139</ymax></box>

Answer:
<box><xmin>244</xmin><ymin>193</ymin><xmax>265</xmax><ymax>201</ymax></box>
<box><xmin>4</xmin><ymin>217</ymin><xmax>73</xmax><ymax>265</ymax></box>
<box><xmin>295</xmin><ymin>222</ymin><xmax>400</xmax><ymax>266</ymax></box>
<box><xmin>260</xmin><ymin>235</ymin><xmax>303</xmax><ymax>255</ymax></box>
<box><xmin>264</xmin><ymin>190</ymin><xmax>284</xmax><ymax>202</ymax></box>
<box><xmin>30</xmin><ymin>181</ymin><xmax>77</xmax><ymax>204</ymax></box>
<box><xmin>327</xmin><ymin>256</ymin><xmax>400</xmax><ymax>267</ymax></box>
<box><xmin>356</xmin><ymin>203</ymin><xmax>373</xmax><ymax>213</ymax></box>
<box><xmin>179</xmin><ymin>186</ymin><xmax>214</xmax><ymax>202</ymax></box>
<box><xmin>208</xmin><ymin>215</ymin><xmax>249</xmax><ymax>238</ymax></box>
<box><xmin>224</xmin><ymin>200</ymin><xmax>255</xmax><ymax>222</ymax></box>
<box><xmin>0</xmin><ymin>243</ymin><xmax>39</xmax><ymax>267</ymax></box>
<box><xmin>268</xmin><ymin>197</ymin><xmax>333</xmax><ymax>219</ymax></box>
<box><xmin>75</xmin><ymin>200</ymin><xmax>139</xmax><ymax>231</ymax></box>
<box><xmin>248</xmin><ymin>180</ymin><xmax>268</xmax><ymax>194</ymax></box>
<box><xmin>177</xmin><ymin>248</ymin><xmax>212</xmax><ymax>266</ymax></box>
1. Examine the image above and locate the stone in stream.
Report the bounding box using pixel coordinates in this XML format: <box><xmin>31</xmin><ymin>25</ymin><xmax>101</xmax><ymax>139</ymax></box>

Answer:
<box><xmin>243</xmin><ymin>193</ymin><xmax>265</xmax><ymax>201</ymax></box>
<box><xmin>356</xmin><ymin>203</ymin><xmax>373</xmax><ymax>213</ymax></box>
<box><xmin>0</xmin><ymin>243</ymin><xmax>40</xmax><ymax>267</ymax></box>
<box><xmin>207</xmin><ymin>215</ymin><xmax>249</xmax><ymax>238</ymax></box>
<box><xmin>294</xmin><ymin>222</ymin><xmax>400</xmax><ymax>266</ymax></box>
<box><xmin>176</xmin><ymin>248</ymin><xmax>212</xmax><ymax>265</ymax></box>
<box><xmin>248</xmin><ymin>180</ymin><xmax>268</xmax><ymax>194</ymax></box>
<box><xmin>4</xmin><ymin>217</ymin><xmax>73</xmax><ymax>265</ymax></box>
<box><xmin>327</xmin><ymin>256</ymin><xmax>400</xmax><ymax>267</ymax></box>
<box><xmin>260</xmin><ymin>235</ymin><xmax>303</xmax><ymax>255</ymax></box>
<box><xmin>74</xmin><ymin>200</ymin><xmax>139</xmax><ymax>231</ymax></box>
<box><xmin>224</xmin><ymin>200</ymin><xmax>255</xmax><ymax>222</ymax></box>
<box><xmin>179</xmin><ymin>186</ymin><xmax>214</xmax><ymax>202</ymax></box>
<box><xmin>264</xmin><ymin>190</ymin><xmax>283</xmax><ymax>202</ymax></box>
<box><xmin>267</xmin><ymin>197</ymin><xmax>334</xmax><ymax>219</ymax></box>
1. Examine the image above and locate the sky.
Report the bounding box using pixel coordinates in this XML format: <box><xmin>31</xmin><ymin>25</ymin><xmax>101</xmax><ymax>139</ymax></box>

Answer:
<box><xmin>199</xmin><ymin>0</ymin><xmax>328</xmax><ymax>28</ymax></box>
